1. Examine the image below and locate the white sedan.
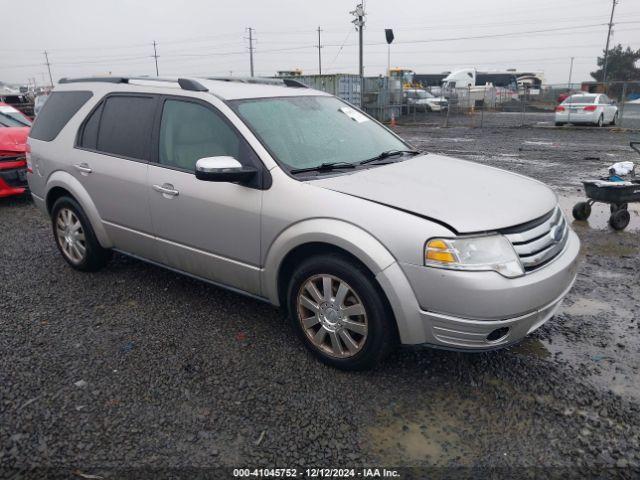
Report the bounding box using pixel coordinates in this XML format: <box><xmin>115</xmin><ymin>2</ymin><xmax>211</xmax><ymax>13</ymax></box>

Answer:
<box><xmin>404</xmin><ymin>89</ymin><xmax>449</xmax><ymax>112</ymax></box>
<box><xmin>555</xmin><ymin>93</ymin><xmax>618</xmax><ymax>127</ymax></box>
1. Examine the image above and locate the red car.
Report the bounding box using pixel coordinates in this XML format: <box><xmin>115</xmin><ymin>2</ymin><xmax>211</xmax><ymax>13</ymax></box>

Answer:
<box><xmin>0</xmin><ymin>102</ymin><xmax>31</xmax><ymax>198</ymax></box>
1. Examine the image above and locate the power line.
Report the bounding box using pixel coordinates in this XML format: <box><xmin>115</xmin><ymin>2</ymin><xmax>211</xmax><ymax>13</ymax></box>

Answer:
<box><xmin>4</xmin><ymin>14</ymin><xmax>639</xmax><ymax>58</ymax></box>
<box><xmin>328</xmin><ymin>29</ymin><xmax>353</xmax><ymax>69</ymax></box>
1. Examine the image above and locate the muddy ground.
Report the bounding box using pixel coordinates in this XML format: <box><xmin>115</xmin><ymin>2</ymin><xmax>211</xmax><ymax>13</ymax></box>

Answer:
<box><xmin>1</xmin><ymin>115</ymin><xmax>640</xmax><ymax>478</ymax></box>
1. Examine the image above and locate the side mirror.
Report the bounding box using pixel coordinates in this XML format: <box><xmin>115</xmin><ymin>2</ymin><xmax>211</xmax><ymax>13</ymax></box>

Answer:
<box><xmin>195</xmin><ymin>156</ymin><xmax>257</xmax><ymax>183</ymax></box>
<box><xmin>611</xmin><ymin>100</ymin><xmax>617</xmax><ymax>105</ymax></box>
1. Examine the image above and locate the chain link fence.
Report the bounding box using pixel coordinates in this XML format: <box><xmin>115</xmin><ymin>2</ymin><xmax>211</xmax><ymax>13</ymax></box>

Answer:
<box><xmin>363</xmin><ymin>81</ymin><xmax>640</xmax><ymax>130</ymax></box>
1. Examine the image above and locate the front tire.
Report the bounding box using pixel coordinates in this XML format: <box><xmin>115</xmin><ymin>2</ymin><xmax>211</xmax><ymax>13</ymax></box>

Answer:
<box><xmin>611</xmin><ymin>112</ymin><xmax>618</xmax><ymax>126</ymax></box>
<box><xmin>51</xmin><ymin>196</ymin><xmax>111</xmax><ymax>271</ymax></box>
<box><xmin>287</xmin><ymin>254</ymin><xmax>395</xmax><ymax>370</ymax></box>
<box><xmin>555</xmin><ymin>122</ymin><xmax>565</xmax><ymax>127</ymax></box>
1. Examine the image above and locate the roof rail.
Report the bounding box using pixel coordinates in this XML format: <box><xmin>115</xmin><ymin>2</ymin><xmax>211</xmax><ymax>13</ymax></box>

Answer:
<box><xmin>57</xmin><ymin>76</ymin><xmax>209</xmax><ymax>92</ymax></box>
<box><xmin>206</xmin><ymin>76</ymin><xmax>307</xmax><ymax>88</ymax></box>
<box><xmin>59</xmin><ymin>77</ymin><xmax>127</xmax><ymax>84</ymax></box>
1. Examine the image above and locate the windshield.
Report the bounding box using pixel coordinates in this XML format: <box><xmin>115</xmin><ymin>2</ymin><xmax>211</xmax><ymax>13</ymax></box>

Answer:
<box><xmin>231</xmin><ymin>96</ymin><xmax>408</xmax><ymax>170</ymax></box>
<box><xmin>0</xmin><ymin>106</ymin><xmax>31</xmax><ymax>127</ymax></box>
<box><xmin>564</xmin><ymin>95</ymin><xmax>596</xmax><ymax>104</ymax></box>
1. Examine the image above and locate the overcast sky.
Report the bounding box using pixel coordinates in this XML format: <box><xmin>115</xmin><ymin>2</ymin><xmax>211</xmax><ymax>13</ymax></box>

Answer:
<box><xmin>2</xmin><ymin>0</ymin><xmax>639</xmax><ymax>86</ymax></box>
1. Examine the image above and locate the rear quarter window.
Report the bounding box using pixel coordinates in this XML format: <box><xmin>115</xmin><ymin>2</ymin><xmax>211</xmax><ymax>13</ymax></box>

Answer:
<box><xmin>29</xmin><ymin>91</ymin><xmax>93</xmax><ymax>141</ymax></box>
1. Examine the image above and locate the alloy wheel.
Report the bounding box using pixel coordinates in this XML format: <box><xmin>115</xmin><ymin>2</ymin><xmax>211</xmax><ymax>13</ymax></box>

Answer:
<box><xmin>55</xmin><ymin>208</ymin><xmax>87</xmax><ymax>264</ymax></box>
<box><xmin>297</xmin><ymin>274</ymin><xmax>368</xmax><ymax>358</ymax></box>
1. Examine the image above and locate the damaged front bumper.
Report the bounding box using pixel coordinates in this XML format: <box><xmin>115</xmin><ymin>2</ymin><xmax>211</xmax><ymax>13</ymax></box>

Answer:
<box><xmin>0</xmin><ymin>156</ymin><xmax>28</xmax><ymax>198</ymax></box>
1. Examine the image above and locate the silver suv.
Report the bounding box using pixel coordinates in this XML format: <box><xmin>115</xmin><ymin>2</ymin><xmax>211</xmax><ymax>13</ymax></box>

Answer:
<box><xmin>27</xmin><ymin>76</ymin><xmax>580</xmax><ymax>370</ymax></box>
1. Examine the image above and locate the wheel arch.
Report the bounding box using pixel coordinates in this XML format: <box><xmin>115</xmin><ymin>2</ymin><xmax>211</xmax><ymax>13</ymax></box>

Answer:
<box><xmin>271</xmin><ymin>238</ymin><xmax>402</xmax><ymax>344</ymax></box>
<box><xmin>45</xmin><ymin>171</ymin><xmax>112</xmax><ymax>247</ymax></box>
<box><xmin>263</xmin><ymin>219</ymin><xmax>397</xmax><ymax>308</ymax></box>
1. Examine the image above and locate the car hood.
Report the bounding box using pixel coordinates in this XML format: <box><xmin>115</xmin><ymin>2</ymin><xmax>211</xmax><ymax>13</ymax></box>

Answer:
<box><xmin>311</xmin><ymin>154</ymin><xmax>557</xmax><ymax>233</ymax></box>
<box><xmin>0</xmin><ymin>127</ymin><xmax>29</xmax><ymax>153</ymax></box>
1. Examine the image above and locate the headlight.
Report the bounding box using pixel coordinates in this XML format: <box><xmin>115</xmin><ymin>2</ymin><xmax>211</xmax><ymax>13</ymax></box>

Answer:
<box><xmin>425</xmin><ymin>235</ymin><xmax>524</xmax><ymax>278</ymax></box>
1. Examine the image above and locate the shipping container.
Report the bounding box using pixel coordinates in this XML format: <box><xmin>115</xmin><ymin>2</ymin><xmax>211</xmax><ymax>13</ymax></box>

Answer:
<box><xmin>277</xmin><ymin>74</ymin><xmax>361</xmax><ymax>107</ymax></box>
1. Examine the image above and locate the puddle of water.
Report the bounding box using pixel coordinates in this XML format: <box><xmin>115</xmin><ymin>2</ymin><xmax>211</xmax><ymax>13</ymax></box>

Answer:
<box><xmin>510</xmin><ymin>337</ymin><xmax>551</xmax><ymax>359</ymax></box>
<box><xmin>562</xmin><ymin>298</ymin><xmax>612</xmax><ymax>316</ymax></box>
<box><xmin>436</xmin><ymin>137</ymin><xmax>474</xmax><ymax>143</ymax></box>
<box><xmin>541</xmin><ymin>293</ymin><xmax>639</xmax><ymax>400</ymax></box>
<box><xmin>367</xmin><ymin>410</ymin><xmax>467</xmax><ymax>466</ymax></box>
<box><xmin>592</xmin><ymin>269</ymin><xmax>631</xmax><ymax>280</ymax></box>
<box><xmin>558</xmin><ymin>194</ymin><xmax>640</xmax><ymax>233</ymax></box>
<box><xmin>512</xmin><ymin>294</ymin><xmax>640</xmax><ymax>401</ymax></box>
<box><xmin>541</xmin><ymin>333</ymin><xmax>640</xmax><ymax>401</ymax></box>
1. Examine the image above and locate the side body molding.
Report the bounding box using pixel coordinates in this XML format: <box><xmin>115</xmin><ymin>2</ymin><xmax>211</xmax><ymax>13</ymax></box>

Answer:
<box><xmin>45</xmin><ymin>170</ymin><xmax>113</xmax><ymax>248</ymax></box>
<box><xmin>261</xmin><ymin>218</ymin><xmax>397</xmax><ymax>305</ymax></box>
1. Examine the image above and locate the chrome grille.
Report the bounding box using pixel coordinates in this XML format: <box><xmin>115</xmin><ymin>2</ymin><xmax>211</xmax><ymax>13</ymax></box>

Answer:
<box><xmin>502</xmin><ymin>207</ymin><xmax>568</xmax><ymax>272</ymax></box>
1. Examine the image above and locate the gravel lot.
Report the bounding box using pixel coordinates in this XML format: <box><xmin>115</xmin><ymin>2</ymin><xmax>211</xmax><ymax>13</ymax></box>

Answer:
<box><xmin>2</xmin><ymin>115</ymin><xmax>640</xmax><ymax>477</ymax></box>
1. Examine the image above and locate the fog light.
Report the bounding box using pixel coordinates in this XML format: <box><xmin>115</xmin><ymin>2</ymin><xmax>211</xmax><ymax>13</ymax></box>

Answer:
<box><xmin>487</xmin><ymin>327</ymin><xmax>509</xmax><ymax>342</ymax></box>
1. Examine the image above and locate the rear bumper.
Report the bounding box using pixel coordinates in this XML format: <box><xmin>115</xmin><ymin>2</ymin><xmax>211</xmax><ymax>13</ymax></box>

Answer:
<box><xmin>555</xmin><ymin>111</ymin><xmax>599</xmax><ymax>124</ymax></box>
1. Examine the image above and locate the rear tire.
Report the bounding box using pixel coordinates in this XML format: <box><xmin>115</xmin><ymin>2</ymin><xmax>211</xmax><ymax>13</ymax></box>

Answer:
<box><xmin>572</xmin><ymin>202</ymin><xmax>591</xmax><ymax>221</ymax></box>
<box><xmin>555</xmin><ymin>122</ymin><xmax>565</xmax><ymax>127</ymax></box>
<box><xmin>51</xmin><ymin>196</ymin><xmax>111</xmax><ymax>271</ymax></box>
<box><xmin>609</xmin><ymin>209</ymin><xmax>630</xmax><ymax>231</ymax></box>
<box><xmin>287</xmin><ymin>254</ymin><xmax>395</xmax><ymax>370</ymax></box>
<box><xmin>596</xmin><ymin>115</ymin><xmax>604</xmax><ymax>127</ymax></box>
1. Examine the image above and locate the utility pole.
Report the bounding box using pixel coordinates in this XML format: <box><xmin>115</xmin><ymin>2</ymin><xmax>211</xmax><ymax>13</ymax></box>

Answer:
<box><xmin>317</xmin><ymin>26</ymin><xmax>322</xmax><ymax>75</ymax></box>
<box><xmin>567</xmin><ymin>56</ymin><xmax>575</xmax><ymax>89</ymax></box>
<box><xmin>602</xmin><ymin>0</ymin><xmax>618</xmax><ymax>86</ymax></box>
<box><xmin>351</xmin><ymin>3</ymin><xmax>365</xmax><ymax>106</ymax></box>
<box><xmin>247</xmin><ymin>28</ymin><xmax>255</xmax><ymax>77</ymax></box>
<box><xmin>152</xmin><ymin>41</ymin><xmax>159</xmax><ymax>76</ymax></box>
<box><xmin>43</xmin><ymin>51</ymin><xmax>53</xmax><ymax>87</ymax></box>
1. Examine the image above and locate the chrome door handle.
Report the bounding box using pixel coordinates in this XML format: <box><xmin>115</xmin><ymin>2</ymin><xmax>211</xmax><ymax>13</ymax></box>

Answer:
<box><xmin>74</xmin><ymin>163</ymin><xmax>92</xmax><ymax>174</ymax></box>
<box><xmin>152</xmin><ymin>183</ymin><xmax>180</xmax><ymax>197</ymax></box>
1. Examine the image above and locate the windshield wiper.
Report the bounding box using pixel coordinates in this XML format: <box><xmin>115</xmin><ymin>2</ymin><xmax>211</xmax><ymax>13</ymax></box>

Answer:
<box><xmin>359</xmin><ymin>149</ymin><xmax>421</xmax><ymax>165</ymax></box>
<box><xmin>290</xmin><ymin>162</ymin><xmax>357</xmax><ymax>174</ymax></box>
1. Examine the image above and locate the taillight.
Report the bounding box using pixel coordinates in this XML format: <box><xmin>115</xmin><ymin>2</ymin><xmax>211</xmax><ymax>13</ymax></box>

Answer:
<box><xmin>583</xmin><ymin>105</ymin><xmax>597</xmax><ymax>112</ymax></box>
<box><xmin>555</xmin><ymin>106</ymin><xmax>565</xmax><ymax>112</ymax></box>
<box><xmin>25</xmin><ymin>143</ymin><xmax>32</xmax><ymax>173</ymax></box>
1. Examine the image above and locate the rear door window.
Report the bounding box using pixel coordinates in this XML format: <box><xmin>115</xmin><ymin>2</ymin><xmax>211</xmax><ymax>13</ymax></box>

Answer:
<box><xmin>95</xmin><ymin>95</ymin><xmax>156</xmax><ymax>160</ymax></box>
<box><xmin>29</xmin><ymin>91</ymin><xmax>93</xmax><ymax>141</ymax></box>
